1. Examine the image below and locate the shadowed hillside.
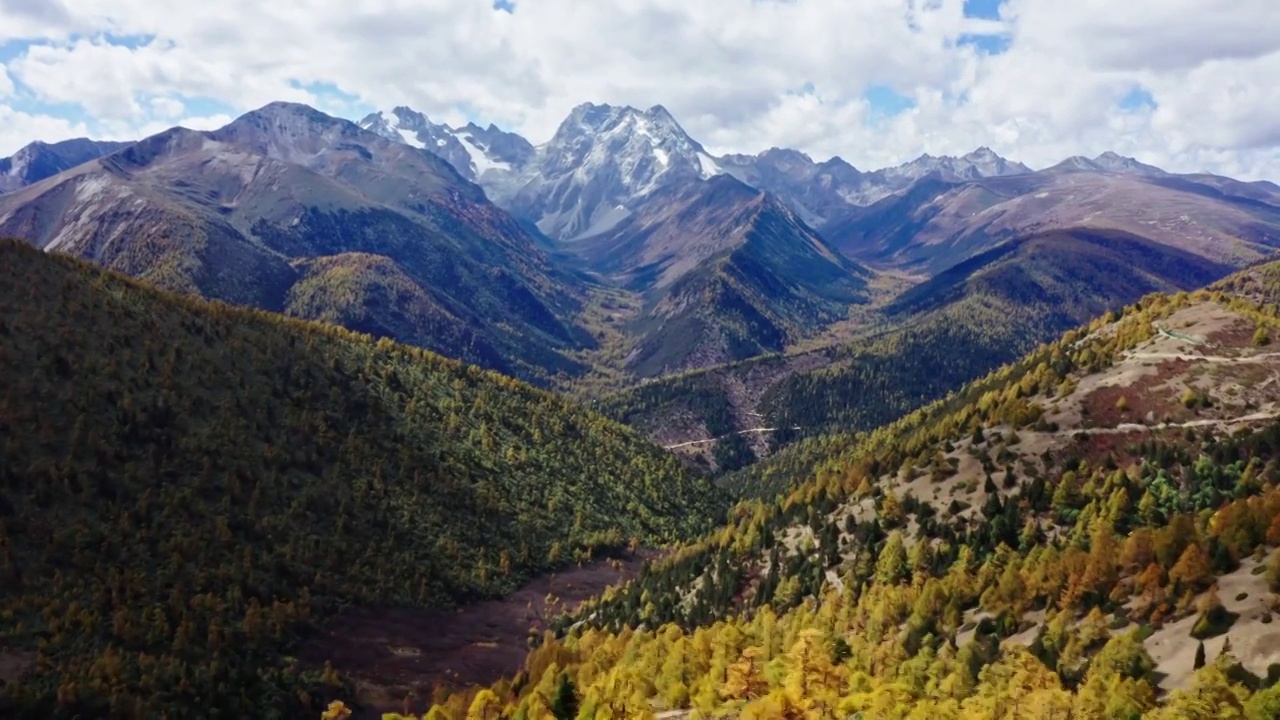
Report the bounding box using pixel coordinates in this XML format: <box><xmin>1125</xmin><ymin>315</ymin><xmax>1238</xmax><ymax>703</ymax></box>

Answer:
<box><xmin>0</xmin><ymin>239</ymin><xmax>724</xmax><ymax>719</ymax></box>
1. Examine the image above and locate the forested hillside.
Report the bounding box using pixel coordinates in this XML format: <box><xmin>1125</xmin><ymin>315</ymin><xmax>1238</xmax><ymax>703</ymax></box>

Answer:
<box><xmin>0</xmin><ymin>239</ymin><xmax>724</xmax><ymax>719</ymax></box>
<box><xmin>396</xmin><ymin>264</ymin><xmax>1280</xmax><ymax>719</ymax></box>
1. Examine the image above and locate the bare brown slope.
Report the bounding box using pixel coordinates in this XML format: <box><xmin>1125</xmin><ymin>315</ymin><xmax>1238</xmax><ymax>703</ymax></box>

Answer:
<box><xmin>827</xmin><ymin>170</ymin><xmax>1280</xmax><ymax>275</ymax></box>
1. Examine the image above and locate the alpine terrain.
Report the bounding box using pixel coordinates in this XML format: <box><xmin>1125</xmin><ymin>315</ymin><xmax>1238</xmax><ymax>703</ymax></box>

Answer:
<box><xmin>1</xmin><ymin>75</ymin><xmax>1279</xmax><ymax>720</ymax></box>
<box><xmin>0</xmin><ymin>102</ymin><xmax>592</xmax><ymax>384</ymax></box>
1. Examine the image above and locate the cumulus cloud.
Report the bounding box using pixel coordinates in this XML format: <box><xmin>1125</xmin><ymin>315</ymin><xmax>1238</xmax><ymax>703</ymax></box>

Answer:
<box><xmin>0</xmin><ymin>0</ymin><xmax>1276</xmax><ymax>180</ymax></box>
<box><xmin>0</xmin><ymin>103</ymin><xmax>92</xmax><ymax>153</ymax></box>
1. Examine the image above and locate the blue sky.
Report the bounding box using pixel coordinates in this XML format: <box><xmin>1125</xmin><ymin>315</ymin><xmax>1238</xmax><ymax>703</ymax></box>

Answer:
<box><xmin>859</xmin><ymin>0</ymin><xmax>1011</xmax><ymax>119</ymax></box>
<box><xmin>963</xmin><ymin>0</ymin><xmax>1003</xmax><ymax>20</ymax></box>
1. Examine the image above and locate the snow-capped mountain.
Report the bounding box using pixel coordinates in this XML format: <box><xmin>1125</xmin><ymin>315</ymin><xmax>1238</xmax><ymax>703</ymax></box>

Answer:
<box><xmin>357</xmin><ymin>107</ymin><xmax>533</xmax><ymax>183</ymax></box>
<box><xmin>505</xmin><ymin>102</ymin><xmax>723</xmax><ymax>239</ymax></box>
<box><xmin>361</xmin><ymin>102</ymin><xmax>727</xmax><ymax>239</ymax></box>
<box><xmin>362</xmin><ymin>102</ymin><xmax>1202</xmax><ymax>239</ymax></box>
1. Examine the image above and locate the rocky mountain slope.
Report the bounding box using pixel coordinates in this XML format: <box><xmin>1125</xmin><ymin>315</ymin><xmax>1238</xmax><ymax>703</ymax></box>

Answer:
<box><xmin>562</xmin><ymin>174</ymin><xmax>872</xmax><ymax>377</ymax></box>
<box><xmin>0</xmin><ymin>239</ymin><xmax>724</xmax><ymax>718</ymax></box>
<box><xmin>0</xmin><ymin>102</ymin><xmax>592</xmax><ymax>383</ymax></box>
<box><xmin>358</xmin><ymin>106</ymin><xmax>534</xmax><ymax>184</ymax></box>
<box><xmin>825</xmin><ymin>167</ymin><xmax>1280</xmax><ymax>275</ymax></box>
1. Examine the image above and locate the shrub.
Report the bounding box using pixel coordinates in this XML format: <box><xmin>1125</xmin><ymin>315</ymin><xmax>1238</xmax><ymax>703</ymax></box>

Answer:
<box><xmin>1191</xmin><ymin>601</ymin><xmax>1239</xmax><ymax>639</ymax></box>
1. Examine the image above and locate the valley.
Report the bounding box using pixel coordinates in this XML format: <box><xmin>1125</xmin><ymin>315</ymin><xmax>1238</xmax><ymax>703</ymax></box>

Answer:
<box><xmin>299</xmin><ymin>551</ymin><xmax>652</xmax><ymax>717</ymax></box>
<box><xmin>1</xmin><ymin>81</ymin><xmax>1280</xmax><ymax>720</ymax></box>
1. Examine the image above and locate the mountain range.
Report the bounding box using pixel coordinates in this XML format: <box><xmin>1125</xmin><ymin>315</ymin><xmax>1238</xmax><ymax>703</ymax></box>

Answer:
<box><xmin>0</xmin><ymin>103</ymin><xmax>593</xmax><ymax>383</ymax></box>
<box><xmin>3</xmin><ymin>99</ymin><xmax>1280</xmax><ymax>459</ymax></box>
<box><xmin>358</xmin><ymin>102</ymin><xmax>1044</xmax><ymax>240</ymax></box>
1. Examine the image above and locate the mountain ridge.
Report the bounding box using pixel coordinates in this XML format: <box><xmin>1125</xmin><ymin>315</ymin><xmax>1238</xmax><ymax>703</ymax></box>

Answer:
<box><xmin>357</xmin><ymin>100</ymin><xmax>1249</xmax><ymax>243</ymax></box>
<box><xmin>563</xmin><ymin>173</ymin><xmax>873</xmax><ymax>376</ymax></box>
<box><xmin>0</xmin><ymin>101</ymin><xmax>594</xmax><ymax>383</ymax></box>
<box><xmin>0</xmin><ymin>137</ymin><xmax>130</xmax><ymax>194</ymax></box>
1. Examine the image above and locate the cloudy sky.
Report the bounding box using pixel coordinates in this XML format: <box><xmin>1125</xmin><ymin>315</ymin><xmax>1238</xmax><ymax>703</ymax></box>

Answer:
<box><xmin>1</xmin><ymin>0</ymin><xmax>1278</xmax><ymax>179</ymax></box>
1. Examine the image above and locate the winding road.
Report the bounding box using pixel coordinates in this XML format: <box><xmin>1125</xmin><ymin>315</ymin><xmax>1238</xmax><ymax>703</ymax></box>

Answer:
<box><xmin>663</xmin><ymin>426</ymin><xmax>801</xmax><ymax>450</ymax></box>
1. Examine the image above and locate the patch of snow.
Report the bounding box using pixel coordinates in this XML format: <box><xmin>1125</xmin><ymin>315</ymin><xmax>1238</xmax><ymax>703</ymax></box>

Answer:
<box><xmin>697</xmin><ymin>152</ymin><xmax>723</xmax><ymax>179</ymax></box>
<box><xmin>396</xmin><ymin>127</ymin><xmax>426</xmax><ymax>149</ymax></box>
<box><xmin>1034</xmin><ymin>192</ymin><xmax>1050</xmax><ymax>198</ymax></box>
<box><xmin>652</xmin><ymin>146</ymin><xmax>670</xmax><ymax>168</ymax></box>
<box><xmin>435</xmin><ymin>138</ymin><xmax>446</xmax><ymax>147</ymax></box>
<box><xmin>632</xmin><ymin>116</ymin><xmax>655</xmax><ymax>141</ymax></box>
<box><xmin>456</xmin><ymin>134</ymin><xmax>512</xmax><ymax>176</ymax></box>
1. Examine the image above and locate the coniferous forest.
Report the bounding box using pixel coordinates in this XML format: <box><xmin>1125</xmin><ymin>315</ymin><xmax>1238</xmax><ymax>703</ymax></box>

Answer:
<box><xmin>0</xmin><ymin>239</ymin><xmax>724</xmax><ymax>718</ymax></box>
<box><xmin>372</xmin><ymin>273</ymin><xmax>1280</xmax><ymax>719</ymax></box>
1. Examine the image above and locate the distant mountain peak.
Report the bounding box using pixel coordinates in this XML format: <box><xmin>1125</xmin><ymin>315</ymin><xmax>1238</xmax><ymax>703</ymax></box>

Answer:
<box><xmin>1093</xmin><ymin>151</ymin><xmax>1166</xmax><ymax>174</ymax></box>
<box><xmin>881</xmin><ymin>147</ymin><xmax>1031</xmax><ymax>184</ymax></box>
<box><xmin>645</xmin><ymin>103</ymin><xmax>675</xmax><ymax>119</ymax></box>
<box><xmin>1047</xmin><ymin>152</ymin><xmax>1166</xmax><ymax>176</ymax></box>
<box><xmin>760</xmin><ymin>147</ymin><xmax>815</xmax><ymax>166</ymax></box>
<box><xmin>245</xmin><ymin>101</ymin><xmax>333</xmax><ymax>124</ymax></box>
<box><xmin>357</xmin><ymin>105</ymin><xmax>534</xmax><ymax>182</ymax></box>
<box><xmin>0</xmin><ymin>137</ymin><xmax>132</xmax><ymax>193</ymax></box>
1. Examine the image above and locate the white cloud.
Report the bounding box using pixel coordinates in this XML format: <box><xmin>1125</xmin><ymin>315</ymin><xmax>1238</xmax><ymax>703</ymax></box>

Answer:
<box><xmin>0</xmin><ymin>0</ymin><xmax>1276</xmax><ymax>180</ymax></box>
<box><xmin>147</xmin><ymin>96</ymin><xmax>184</xmax><ymax>119</ymax></box>
<box><xmin>0</xmin><ymin>104</ymin><xmax>91</xmax><ymax>153</ymax></box>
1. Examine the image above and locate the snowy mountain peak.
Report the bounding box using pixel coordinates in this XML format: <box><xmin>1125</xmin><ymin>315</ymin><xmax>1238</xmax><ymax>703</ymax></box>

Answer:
<box><xmin>356</xmin><ymin>111</ymin><xmax>397</xmax><ymax>141</ymax></box>
<box><xmin>357</xmin><ymin>107</ymin><xmax>448</xmax><ymax>152</ymax></box>
<box><xmin>523</xmin><ymin>102</ymin><xmax>717</xmax><ymax>237</ymax></box>
<box><xmin>358</xmin><ymin>106</ymin><xmax>534</xmax><ymax>182</ymax></box>
<box><xmin>553</xmin><ymin>103</ymin><xmax>703</xmax><ymax>150</ymax></box>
